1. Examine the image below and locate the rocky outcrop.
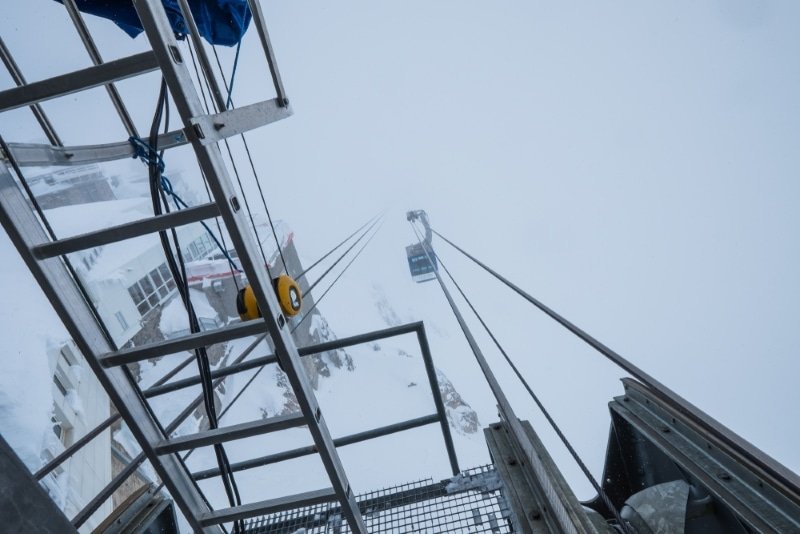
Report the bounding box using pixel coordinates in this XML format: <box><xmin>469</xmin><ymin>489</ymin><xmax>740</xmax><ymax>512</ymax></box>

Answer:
<box><xmin>436</xmin><ymin>369</ymin><xmax>480</xmax><ymax>434</ymax></box>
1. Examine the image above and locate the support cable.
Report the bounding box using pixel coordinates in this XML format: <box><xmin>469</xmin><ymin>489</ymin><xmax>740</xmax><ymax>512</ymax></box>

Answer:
<box><xmin>430</xmin><ymin>229</ymin><xmax>678</xmax><ymax>409</ymax></box>
<box><xmin>210</xmin><ymin>45</ymin><xmax>288</xmax><ymax>275</ymax></box>
<box><xmin>304</xmin><ymin>214</ymin><xmax>383</xmax><ymax>297</ymax></box>
<box><xmin>409</xmin><ymin>221</ymin><xmax>632</xmax><ymax>534</ymax></box>
<box><xmin>184</xmin><ymin>39</ymin><xmax>240</xmax><ymax>291</ymax></box>
<box><xmin>225</xmin><ymin>41</ymin><xmax>242</xmax><ymax>110</ymax></box>
<box><xmin>165</xmin><ymin>220</ymin><xmax>384</xmax><ymax>477</ymax></box>
<box><xmin>295</xmin><ymin>213</ymin><xmax>379</xmax><ymax>280</ymax></box>
<box><xmin>63</xmin><ymin>214</ymin><xmax>380</xmax><ymax>487</ymax></box>
<box><xmin>186</xmin><ymin>38</ymin><xmax>270</xmax><ymax>276</ymax></box>
<box><xmin>129</xmin><ymin>138</ymin><xmax>241</xmax><ymax>274</ymax></box>
<box><xmin>292</xmin><ymin>220</ymin><xmax>384</xmax><ymax>333</ymax></box>
<box><xmin>128</xmin><ymin>217</ymin><xmax>381</xmax><ymax>403</ymax></box>
<box><xmin>145</xmin><ymin>80</ymin><xmax>243</xmax><ymax>532</ymax></box>
<box><xmin>414</xmin><ymin>222</ymin><xmax>630</xmax><ymax>531</ymax></box>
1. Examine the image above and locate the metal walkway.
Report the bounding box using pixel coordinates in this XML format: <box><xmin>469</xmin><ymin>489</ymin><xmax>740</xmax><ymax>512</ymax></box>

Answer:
<box><xmin>245</xmin><ymin>466</ymin><xmax>512</xmax><ymax>534</ymax></box>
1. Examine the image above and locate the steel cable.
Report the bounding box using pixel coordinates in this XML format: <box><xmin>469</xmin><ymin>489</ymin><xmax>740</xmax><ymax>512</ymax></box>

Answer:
<box><xmin>411</xmin><ymin>221</ymin><xmax>631</xmax><ymax>532</ymax></box>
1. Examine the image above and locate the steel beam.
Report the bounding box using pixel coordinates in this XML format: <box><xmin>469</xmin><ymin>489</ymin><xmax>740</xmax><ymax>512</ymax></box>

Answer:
<box><xmin>143</xmin><ymin>324</ymin><xmax>423</xmax><ymax>398</ymax></box>
<box><xmin>101</xmin><ymin>319</ymin><xmax>266</xmax><ymax>367</ymax></box>
<box><xmin>301</xmin><ymin>322</ymin><xmax>421</xmax><ymax>354</ymax></box>
<box><xmin>416</xmin><ymin>324</ymin><xmax>460</xmax><ymax>475</ymax></box>
<box><xmin>0</xmin><ymin>162</ymin><xmax>219</xmax><ymax>533</ymax></box>
<box><xmin>4</xmin><ymin>131</ymin><xmax>188</xmax><ymax>168</ymax></box>
<box><xmin>145</xmin><ymin>353</ymin><xmax>276</xmax><ymax>398</ymax></box>
<box><xmin>247</xmin><ymin>0</ymin><xmax>288</xmax><ymax>103</ymax></box>
<box><xmin>62</xmin><ymin>0</ymin><xmax>139</xmax><ymax>138</ymax></box>
<box><xmin>0</xmin><ymin>51</ymin><xmax>159</xmax><ymax>112</ymax></box>
<box><xmin>0</xmin><ymin>37</ymin><xmax>62</xmax><ymax>146</ymax></box>
<box><xmin>133</xmin><ymin>1</ymin><xmax>367</xmax><ymax>529</ymax></box>
<box><xmin>32</xmin><ymin>202</ymin><xmax>219</xmax><ymax>259</ymax></box>
<box><xmin>35</xmin><ymin>412</ymin><xmax>120</xmax><ymax>481</ymax></box>
<box><xmin>200</xmin><ymin>488</ymin><xmax>337</xmax><ymax>527</ymax></box>
<box><xmin>612</xmin><ymin>379</ymin><xmax>800</xmax><ymax>532</ymax></box>
<box><xmin>155</xmin><ymin>414</ymin><xmax>305</xmax><ymax>454</ymax></box>
<box><xmin>192</xmin><ymin>414</ymin><xmax>441</xmax><ymax>480</ymax></box>
<box><xmin>415</xmin><ymin>234</ymin><xmax>600</xmax><ymax>534</ymax></box>
<box><xmin>190</xmin><ymin>98</ymin><xmax>293</xmax><ymax>145</ymax></box>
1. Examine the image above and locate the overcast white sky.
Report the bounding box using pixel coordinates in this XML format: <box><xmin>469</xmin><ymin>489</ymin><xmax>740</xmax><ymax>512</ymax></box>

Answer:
<box><xmin>2</xmin><ymin>0</ymin><xmax>799</xmax><ymax>500</ymax></box>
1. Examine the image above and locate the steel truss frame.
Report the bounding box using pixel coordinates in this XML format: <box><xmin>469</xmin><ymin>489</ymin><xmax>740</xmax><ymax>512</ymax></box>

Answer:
<box><xmin>0</xmin><ymin>0</ymin><xmax>370</xmax><ymax>531</ymax></box>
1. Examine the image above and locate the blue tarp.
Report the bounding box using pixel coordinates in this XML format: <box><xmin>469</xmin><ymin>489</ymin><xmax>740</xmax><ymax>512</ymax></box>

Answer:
<box><xmin>54</xmin><ymin>0</ymin><xmax>251</xmax><ymax>46</ymax></box>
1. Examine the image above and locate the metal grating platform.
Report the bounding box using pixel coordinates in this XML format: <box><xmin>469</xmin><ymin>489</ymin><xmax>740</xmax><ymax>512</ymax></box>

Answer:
<box><xmin>245</xmin><ymin>466</ymin><xmax>513</xmax><ymax>534</ymax></box>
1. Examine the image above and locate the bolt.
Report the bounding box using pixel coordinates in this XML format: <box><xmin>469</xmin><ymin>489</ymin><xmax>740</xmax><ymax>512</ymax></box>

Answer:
<box><xmin>214</xmin><ymin>122</ymin><xmax>225</xmax><ymax>131</ymax></box>
<box><xmin>530</xmin><ymin>511</ymin><xmax>541</xmax><ymax>520</ymax></box>
<box><xmin>507</xmin><ymin>458</ymin><xmax>517</xmax><ymax>466</ymax></box>
<box><xmin>718</xmin><ymin>472</ymin><xmax>731</xmax><ymax>481</ymax></box>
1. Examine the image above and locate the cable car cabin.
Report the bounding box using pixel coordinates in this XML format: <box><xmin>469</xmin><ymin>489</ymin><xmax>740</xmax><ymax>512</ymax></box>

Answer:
<box><xmin>406</xmin><ymin>243</ymin><xmax>437</xmax><ymax>283</ymax></box>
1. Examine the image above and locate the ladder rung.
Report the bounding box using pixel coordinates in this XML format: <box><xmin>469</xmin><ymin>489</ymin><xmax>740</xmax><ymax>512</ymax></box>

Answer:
<box><xmin>99</xmin><ymin>319</ymin><xmax>266</xmax><ymax>367</ymax></box>
<box><xmin>191</xmin><ymin>98</ymin><xmax>292</xmax><ymax>145</ymax></box>
<box><xmin>5</xmin><ymin>130</ymin><xmax>189</xmax><ymax>169</ymax></box>
<box><xmin>155</xmin><ymin>413</ymin><xmax>306</xmax><ymax>454</ymax></box>
<box><xmin>0</xmin><ymin>51</ymin><xmax>160</xmax><ymax>113</ymax></box>
<box><xmin>144</xmin><ymin>353</ymin><xmax>278</xmax><ymax>399</ymax></box>
<box><xmin>199</xmin><ymin>487</ymin><xmax>337</xmax><ymax>527</ymax></box>
<box><xmin>32</xmin><ymin>202</ymin><xmax>219</xmax><ymax>259</ymax></box>
<box><xmin>192</xmin><ymin>413</ymin><xmax>442</xmax><ymax>480</ymax></box>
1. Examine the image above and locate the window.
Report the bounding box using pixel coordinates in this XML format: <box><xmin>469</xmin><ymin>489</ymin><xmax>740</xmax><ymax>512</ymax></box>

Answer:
<box><xmin>150</xmin><ymin>268</ymin><xmax>163</xmax><ymax>287</ymax></box>
<box><xmin>53</xmin><ymin>375</ymin><xmax>67</xmax><ymax>396</ymax></box>
<box><xmin>50</xmin><ymin>416</ymin><xmax>72</xmax><ymax>447</ymax></box>
<box><xmin>51</xmin><ymin>416</ymin><xmax>62</xmax><ymax>440</ymax></box>
<box><xmin>128</xmin><ymin>283</ymin><xmax>145</xmax><ymax>303</ymax></box>
<box><xmin>127</xmin><ymin>262</ymin><xmax>176</xmax><ymax>317</ymax></box>
<box><xmin>139</xmin><ymin>276</ymin><xmax>154</xmax><ymax>295</ymax></box>
<box><xmin>183</xmin><ymin>235</ymin><xmax>217</xmax><ymax>262</ymax></box>
<box><xmin>60</xmin><ymin>346</ymin><xmax>76</xmax><ymax>367</ymax></box>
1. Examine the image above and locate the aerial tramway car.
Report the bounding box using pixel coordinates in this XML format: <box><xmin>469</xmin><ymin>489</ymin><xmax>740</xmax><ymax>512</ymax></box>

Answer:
<box><xmin>406</xmin><ymin>242</ymin><xmax>437</xmax><ymax>283</ymax></box>
<box><xmin>406</xmin><ymin>209</ymin><xmax>438</xmax><ymax>283</ymax></box>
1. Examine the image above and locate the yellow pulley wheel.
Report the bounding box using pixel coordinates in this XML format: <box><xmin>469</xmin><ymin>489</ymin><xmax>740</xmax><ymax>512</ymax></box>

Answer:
<box><xmin>236</xmin><ymin>285</ymin><xmax>261</xmax><ymax>321</ymax></box>
<box><xmin>235</xmin><ymin>276</ymin><xmax>302</xmax><ymax>321</ymax></box>
<box><xmin>274</xmin><ymin>274</ymin><xmax>302</xmax><ymax>317</ymax></box>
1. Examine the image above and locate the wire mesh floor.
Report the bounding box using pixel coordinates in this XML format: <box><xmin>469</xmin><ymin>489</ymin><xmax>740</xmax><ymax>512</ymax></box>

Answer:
<box><xmin>245</xmin><ymin>465</ymin><xmax>513</xmax><ymax>533</ymax></box>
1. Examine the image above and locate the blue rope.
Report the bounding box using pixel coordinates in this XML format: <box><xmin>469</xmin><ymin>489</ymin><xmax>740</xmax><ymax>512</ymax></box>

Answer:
<box><xmin>129</xmin><ymin>137</ymin><xmax>241</xmax><ymax>274</ymax></box>
<box><xmin>225</xmin><ymin>40</ymin><xmax>242</xmax><ymax>110</ymax></box>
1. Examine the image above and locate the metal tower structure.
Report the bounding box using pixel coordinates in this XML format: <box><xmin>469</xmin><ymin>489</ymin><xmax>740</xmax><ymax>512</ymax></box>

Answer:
<box><xmin>2</xmin><ymin>2</ymin><xmax>800</xmax><ymax>533</ymax></box>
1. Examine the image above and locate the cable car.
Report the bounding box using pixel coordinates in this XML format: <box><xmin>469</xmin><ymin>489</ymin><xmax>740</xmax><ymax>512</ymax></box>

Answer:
<box><xmin>406</xmin><ymin>242</ymin><xmax>437</xmax><ymax>283</ymax></box>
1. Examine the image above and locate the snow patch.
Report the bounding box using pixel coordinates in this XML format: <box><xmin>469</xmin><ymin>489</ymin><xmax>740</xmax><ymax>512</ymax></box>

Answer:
<box><xmin>0</xmin><ymin>235</ymin><xmax>65</xmax><ymax>471</ymax></box>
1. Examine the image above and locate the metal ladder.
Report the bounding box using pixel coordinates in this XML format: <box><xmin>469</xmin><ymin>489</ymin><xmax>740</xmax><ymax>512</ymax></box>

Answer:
<box><xmin>0</xmin><ymin>0</ymin><xmax>367</xmax><ymax>531</ymax></box>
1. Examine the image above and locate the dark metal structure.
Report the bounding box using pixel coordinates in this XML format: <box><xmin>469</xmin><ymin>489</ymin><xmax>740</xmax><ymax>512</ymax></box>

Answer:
<box><xmin>246</xmin><ymin>465</ymin><xmax>511</xmax><ymax>534</ymax></box>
